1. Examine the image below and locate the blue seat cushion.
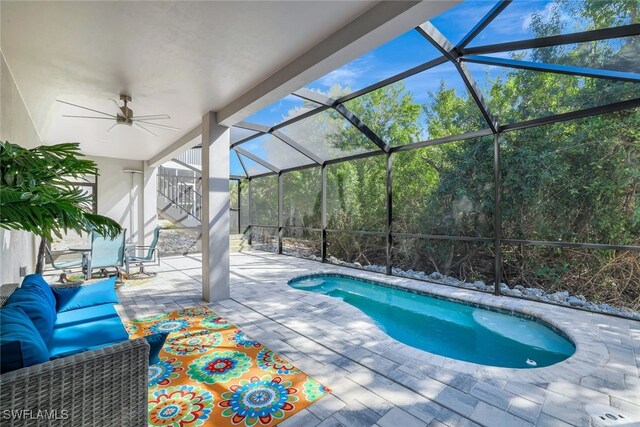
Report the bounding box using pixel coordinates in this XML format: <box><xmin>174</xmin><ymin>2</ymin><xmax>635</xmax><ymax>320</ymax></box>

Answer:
<box><xmin>5</xmin><ymin>286</ymin><xmax>57</xmax><ymax>344</ymax></box>
<box><xmin>54</xmin><ymin>304</ymin><xmax>120</xmax><ymax>329</ymax></box>
<box><xmin>0</xmin><ymin>306</ymin><xmax>50</xmax><ymax>373</ymax></box>
<box><xmin>52</xmin><ymin>276</ymin><xmax>118</xmax><ymax>313</ymax></box>
<box><xmin>20</xmin><ymin>274</ymin><xmax>56</xmax><ymax>310</ymax></box>
<box><xmin>48</xmin><ymin>315</ymin><xmax>129</xmax><ymax>359</ymax></box>
<box><xmin>144</xmin><ymin>333</ymin><xmax>169</xmax><ymax>365</ymax></box>
<box><xmin>49</xmin><ymin>340</ymin><xmax>129</xmax><ymax>359</ymax></box>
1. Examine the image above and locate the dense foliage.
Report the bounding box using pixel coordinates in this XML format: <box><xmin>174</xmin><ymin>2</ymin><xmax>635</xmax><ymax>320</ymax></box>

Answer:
<box><xmin>245</xmin><ymin>0</ymin><xmax>640</xmax><ymax>309</ymax></box>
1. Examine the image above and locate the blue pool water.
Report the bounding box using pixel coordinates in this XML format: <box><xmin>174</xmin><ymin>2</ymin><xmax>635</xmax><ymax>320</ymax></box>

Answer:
<box><xmin>289</xmin><ymin>275</ymin><xmax>575</xmax><ymax>368</ymax></box>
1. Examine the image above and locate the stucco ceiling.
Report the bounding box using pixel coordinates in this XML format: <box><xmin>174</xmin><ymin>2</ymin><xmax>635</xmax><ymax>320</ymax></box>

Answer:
<box><xmin>1</xmin><ymin>1</ymin><xmax>381</xmax><ymax>160</ymax></box>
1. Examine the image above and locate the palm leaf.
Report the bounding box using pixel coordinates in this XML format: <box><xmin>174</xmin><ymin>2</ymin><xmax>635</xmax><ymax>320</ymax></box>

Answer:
<box><xmin>0</xmin><ymin>141</ymin><xmax>122</xmax><ymax>240</ymax></box>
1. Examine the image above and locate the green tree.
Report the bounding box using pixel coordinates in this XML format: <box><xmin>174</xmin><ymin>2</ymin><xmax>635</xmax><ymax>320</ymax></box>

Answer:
<box><xmin>244</xmin><ymin>0</ymin><xmax>640</xmax><ymax>308</ymax></box>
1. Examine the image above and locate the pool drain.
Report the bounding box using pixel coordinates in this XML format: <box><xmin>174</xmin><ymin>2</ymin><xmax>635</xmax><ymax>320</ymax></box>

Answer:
<box><xmin>585</xmin><ymin>404</ymin><xmax>639</xmax><ymax>426</ymax></box>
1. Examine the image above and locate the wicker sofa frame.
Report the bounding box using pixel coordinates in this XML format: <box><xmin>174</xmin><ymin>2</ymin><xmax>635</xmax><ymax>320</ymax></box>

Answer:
<box><xmin>0</xmin><ymin>338</ymin><xmax>149</xmax><ymax>426</ymax></box>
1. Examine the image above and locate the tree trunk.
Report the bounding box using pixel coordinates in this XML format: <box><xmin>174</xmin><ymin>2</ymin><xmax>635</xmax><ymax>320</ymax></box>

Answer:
<box><xmin>35</xmin><ymin>238</ymin><xmax>47</xmax><ymax>274</ymax></box>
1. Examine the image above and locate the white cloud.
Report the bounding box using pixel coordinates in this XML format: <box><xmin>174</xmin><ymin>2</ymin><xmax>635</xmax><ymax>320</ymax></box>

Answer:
<box><xmin>521</xmin><ymin>1</ymin><xmax>574</xmax><ymax>33</ymax></box>
<box><xmin>317</xmin><ymin>53</ymin><xmax>375</xmax><ymax>89</ymax></box>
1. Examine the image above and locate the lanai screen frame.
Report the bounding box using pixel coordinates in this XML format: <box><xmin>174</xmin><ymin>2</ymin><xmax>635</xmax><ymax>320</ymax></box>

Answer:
<box><xmin>228</xmin><ymin>1</ymin><xmax>640</xmax><ymax>307</ymax></box>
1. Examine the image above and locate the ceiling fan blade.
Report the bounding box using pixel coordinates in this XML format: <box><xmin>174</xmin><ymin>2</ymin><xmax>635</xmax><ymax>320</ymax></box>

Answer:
<box><xmin>135</xmin><ymin>122</ymin><xmax>157</xmax><ymax>137</ymax></box>
<box><xmin>106</xmin><ymin>123</ymin><xmax>118</xmax><ymax>133</ymax></box>
<box><xmin>131</xmin><ymin>114</ymin><xmax>171</xmax><ymax>120</ymax></box>
<box><xmin>56</xmin><ymin>100</ymin><xmax>116</xmax><ymax>118</ymax></box>
<box><xmin>62</xmin><ymin>115</ymin><xmax>115</xmax><ymax>120</ymax></box>
<box><xmin>135</xmin><ymin>120</ymin><xmax>181</xmax><ymax>131</ymax></box>
<box><xmin>108</xmin><ymin>98</ymin><xmax>124</xmax><ymax>116</ymax></box>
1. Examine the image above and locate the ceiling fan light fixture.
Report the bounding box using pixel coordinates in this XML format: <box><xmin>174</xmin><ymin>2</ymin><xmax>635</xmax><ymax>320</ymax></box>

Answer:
<box><xmin>116</xmin><ymin>115</ymin><xmax>132</xmax><ymax>126</ymax></box>
<box><xmin>118</xmin><ymin>93</ymin><xmax>133</xmax><ymax>121</ymax></box>
<box><xmin>57</xmin><ymin>94</ymin><xmax>180</xmax><ymax>135</ymax></box>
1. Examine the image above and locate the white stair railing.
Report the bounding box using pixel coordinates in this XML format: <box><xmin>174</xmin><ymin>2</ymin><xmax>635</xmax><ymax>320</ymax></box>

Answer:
<box><xmin>157</xmin><ymin>167</ymin><xmax>202</xmax><ymax>221</ymax></box>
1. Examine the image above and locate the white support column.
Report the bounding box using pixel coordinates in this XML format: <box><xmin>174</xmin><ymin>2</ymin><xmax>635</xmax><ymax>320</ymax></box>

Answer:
<box><xmin>142</xmin><ymin>163</ymin><xmax>158</xmax><ymax>246</ymax></box>
<box><xmin>201</xmin><ymin>111</ymin><xmax>230</xmax><ymax>302</ymax></box>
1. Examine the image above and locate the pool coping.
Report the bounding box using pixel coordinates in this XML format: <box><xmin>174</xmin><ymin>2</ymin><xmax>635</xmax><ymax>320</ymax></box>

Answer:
<box><xmin>283</xmin><ymin>266</ymin><xmax>613</xmax><ymax>383</ymax></box>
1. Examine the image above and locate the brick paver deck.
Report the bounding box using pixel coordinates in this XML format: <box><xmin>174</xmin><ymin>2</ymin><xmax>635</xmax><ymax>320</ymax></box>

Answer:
<box><xmin>112</xmin><ymin>251</ymin><xmax>640</xmax><ymax>426</ymax></box>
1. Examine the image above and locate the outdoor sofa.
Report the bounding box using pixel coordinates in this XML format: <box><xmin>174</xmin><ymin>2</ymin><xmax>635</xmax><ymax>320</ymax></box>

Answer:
<box><xmin>0</xmin><ymin>274</ymin><xmax>150</xmax><ymax>426</ymax></box>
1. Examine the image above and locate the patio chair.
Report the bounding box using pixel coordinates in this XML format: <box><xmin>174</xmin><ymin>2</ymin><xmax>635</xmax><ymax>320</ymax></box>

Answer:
<box><xmin>45</xmin><ymin>245</ymin><xmax>87</xmax><ymax>283</ymax></box>
<box><xmin>86</xmin><ymin>230</ymin><xmax>128</xmax><ymax>279</ymax></box>
<box><xmin>126</xmin><ymin>226</ymin><xmax>161</xmax><ymax>276</ymax></box>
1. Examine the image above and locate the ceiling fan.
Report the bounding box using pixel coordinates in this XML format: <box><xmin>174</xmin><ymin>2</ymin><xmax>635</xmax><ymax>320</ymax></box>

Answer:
<box><xmin>57</xmin><ymin>94</ymin><xmax>181</xmax><ymax>136</ymax></box>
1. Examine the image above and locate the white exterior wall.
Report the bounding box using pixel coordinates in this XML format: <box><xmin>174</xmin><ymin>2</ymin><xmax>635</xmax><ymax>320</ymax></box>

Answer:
<box><xmin>88</xmin><ymin>155</ymin><xmax>153</xmax><ymax>246</ymax></box>
<box><xmin>0</xmin><ymin>51</ymin><xmax>159</xmax><ymax>282</ymax></box>
<box><xmin>0</xmin><ymin>51</ymin><xmax>160</xmax><ymax>284</ymax></box>
<box><xmin>0</xmin><ymin>53</ymin><xmax>41</xmax><ymax>284</ymax></box>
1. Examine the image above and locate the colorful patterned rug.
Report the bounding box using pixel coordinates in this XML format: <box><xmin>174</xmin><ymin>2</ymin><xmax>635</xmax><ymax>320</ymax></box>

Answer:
<box><xmin>124</xmin><ymin>306</ymin><xmax>330</xmax><ymax>427</ymax></box>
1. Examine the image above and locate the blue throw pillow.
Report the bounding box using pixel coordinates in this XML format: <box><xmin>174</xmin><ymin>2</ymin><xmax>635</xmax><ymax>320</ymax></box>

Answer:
<box><xmin>144</xmin><ymin>333</ymin><xmax>168</xmax><ymax>365</ymax></box>
<box><xmin>0</xmin><ymin>306</ymin><xmax>49</xmax><ymax>373</ymax></box>
<box><xmin>53</xmin><ymin>276</ymin><xmax>118</xmax><ymax>313</ymax></box>
<box><xmin>5</xmin><ymin>286</ymin><xmax>57</xmax><ymax>344</ymax></box>
<box><xmin>21</xmin><ymin>274</ymin><xmax>56</xmax><ymax>310</ymax></box>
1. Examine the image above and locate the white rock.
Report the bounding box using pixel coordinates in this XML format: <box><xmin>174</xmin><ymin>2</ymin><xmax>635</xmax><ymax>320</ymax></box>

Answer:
<box><xmin>567</xmin><ymin>296</ymin><xmax>586</xmax><ymax>307</ymax></box>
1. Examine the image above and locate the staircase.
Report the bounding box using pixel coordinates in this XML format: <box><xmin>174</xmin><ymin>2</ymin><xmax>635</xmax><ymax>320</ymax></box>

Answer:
<box><xmin>230</xmin><ymin>234</ymin><xmax>251</xmax><ymax>253</ymax></box>
<box><xmin>157</xmin><ymin>171</ymin><xmax>202</xmax><ymax>228</ymax></box>
<box><xmin>158</xmin><ymin>193</ymin><xmax>201</xmax><ymax>228</ymax></box>
<box><xmin>157</xmin><ymin>168</ymin><xmax>250</xmax><ymax>253</ymax></box>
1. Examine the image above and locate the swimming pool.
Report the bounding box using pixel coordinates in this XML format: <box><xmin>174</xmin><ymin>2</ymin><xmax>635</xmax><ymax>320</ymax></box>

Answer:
<box><xmin>289</xmin><ymin>274</ymin><xmax>575</xmax><ymax>368</ymax></box>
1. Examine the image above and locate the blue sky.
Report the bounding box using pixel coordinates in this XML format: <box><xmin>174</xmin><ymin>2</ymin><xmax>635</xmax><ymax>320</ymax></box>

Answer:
<box><xmin>237</xmin><ymin>0</ymin><xmax>587</xmax><ymax>174</ymax></box>
<box><xmin>231</xmin><ymin>151</ymin><xmax>271</xmax><ymax>176</ymax></box>
<box><xmin>230</xmin><ymin>150</ymin><xmax>245</xmax><ymax>176</ymax></box>
<box><xmin>244</xmin><ymin>0</ymin><xmax>563</xmax><ymax>129</ymax></box>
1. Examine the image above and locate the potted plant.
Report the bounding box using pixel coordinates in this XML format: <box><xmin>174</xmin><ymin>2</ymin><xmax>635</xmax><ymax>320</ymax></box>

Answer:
<box><xmin>0</xmin><ymin>141</ymin><xmax>122</xmax><ymax>273</ymax></box>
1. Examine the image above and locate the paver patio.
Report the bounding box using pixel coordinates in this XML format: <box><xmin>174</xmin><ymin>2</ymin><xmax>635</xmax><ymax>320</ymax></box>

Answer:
<box><xmin>108</xmin><ymin>251</ymin><xmax>640</xmax><ymax>426</ymax></box>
